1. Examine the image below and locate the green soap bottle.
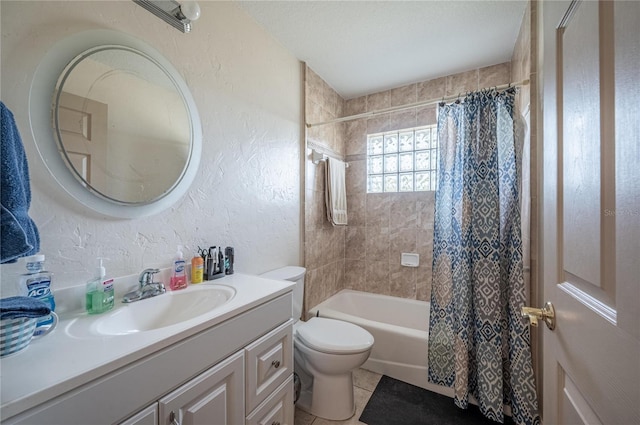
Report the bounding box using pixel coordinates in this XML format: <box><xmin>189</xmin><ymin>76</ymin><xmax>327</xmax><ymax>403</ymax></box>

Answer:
<box><xmin>86</xmin><ymin>258</ymin><xmax>114</xmax><ymax>314</ymax></box>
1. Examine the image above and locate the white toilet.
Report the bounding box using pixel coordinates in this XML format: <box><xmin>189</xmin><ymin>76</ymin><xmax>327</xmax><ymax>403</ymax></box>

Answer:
<box><xmin>260</xmin><ymin>266</ymin><xmax>374</xmax><ymax>421</ymax></box>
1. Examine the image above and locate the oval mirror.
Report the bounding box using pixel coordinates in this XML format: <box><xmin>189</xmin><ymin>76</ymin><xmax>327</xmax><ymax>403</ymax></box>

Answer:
<box><xmin>29</xmin><ymin>30</ymin><xmax>201</xmax><ymax>218</ymax></box>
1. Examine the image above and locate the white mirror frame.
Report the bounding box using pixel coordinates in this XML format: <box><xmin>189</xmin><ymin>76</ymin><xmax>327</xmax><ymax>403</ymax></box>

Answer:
<box><xmin>29</xmin><ymin>29</ymin><xmax>202</xmax><ymax>218</ymax></box>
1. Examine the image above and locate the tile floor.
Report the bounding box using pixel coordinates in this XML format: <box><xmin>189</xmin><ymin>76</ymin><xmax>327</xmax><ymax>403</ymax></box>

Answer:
<box><xmin>294</xmin><ymin>368</ymin><xmax>382</xmax><ymax>425</ymax></box>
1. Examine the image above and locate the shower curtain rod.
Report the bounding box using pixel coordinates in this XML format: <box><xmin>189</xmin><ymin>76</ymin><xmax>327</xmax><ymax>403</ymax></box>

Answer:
<box><xmin>306</xmin><ymin>78</ymin><xmax>529</xmax><ymax>128</ymax></box>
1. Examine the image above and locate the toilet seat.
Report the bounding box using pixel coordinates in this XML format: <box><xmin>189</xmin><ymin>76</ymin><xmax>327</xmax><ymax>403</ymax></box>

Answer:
<box><xmin>296</xmin><ymin>317</ymin><xmax>374</xmax><ymax>355</ymax></box>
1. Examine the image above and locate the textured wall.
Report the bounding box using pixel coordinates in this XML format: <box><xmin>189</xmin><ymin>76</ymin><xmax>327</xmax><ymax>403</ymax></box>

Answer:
<box><xmin>0</xmin><ymin>1</ymin><xmax>302</xmax><ymax>294</ymax></box>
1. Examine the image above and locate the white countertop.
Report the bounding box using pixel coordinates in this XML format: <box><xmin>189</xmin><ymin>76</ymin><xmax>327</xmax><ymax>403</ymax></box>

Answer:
<box><xmin>0</xmin><ymin>273</ymin><xmax>294</xmax><ymax>421</ymax></box>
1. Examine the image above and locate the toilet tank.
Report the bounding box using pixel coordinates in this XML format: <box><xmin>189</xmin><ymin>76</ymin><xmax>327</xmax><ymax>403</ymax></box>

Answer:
<box><xmin>260</xmin><ymin>266</ymin><xmax>306</xmax><ymax>320</ymax></box>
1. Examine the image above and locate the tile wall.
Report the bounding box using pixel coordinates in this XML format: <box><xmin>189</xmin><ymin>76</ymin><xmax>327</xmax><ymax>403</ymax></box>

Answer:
<box><xmin>304</xmin><ymin>63</ymin><xmax>514</xmax><ymax>312</ymax></box>
<box><xmin>304</xmin><ymin>67</ymin><xmax>346</xmax><ymax>312</ymax></box>
<box><xmin>342</xmin><ymin>63</ymin><xmax>512</xmax><ymax>302</ymax></box>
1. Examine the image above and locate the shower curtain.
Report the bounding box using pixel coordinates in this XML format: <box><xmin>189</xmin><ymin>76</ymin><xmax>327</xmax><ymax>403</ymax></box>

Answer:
<box><xmin>428</xmin><ymin>88</ymin><xmax>539</xmax><ymax>425</ymax></box>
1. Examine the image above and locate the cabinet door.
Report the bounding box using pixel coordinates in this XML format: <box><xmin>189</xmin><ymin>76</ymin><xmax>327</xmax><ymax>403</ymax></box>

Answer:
<box><xmin>246</xmin><ymin>376</ymin><xmax>294</xmax><ymax>425</ymax></box>
<box><xmin>159</xmin><ymin>351</ymin><xmax>244</xmax><ymax>425</ymax></box>
<box><xmin>119</xmin><ymin>403</ymin><xmax>158</xmax><ymax>425</ymax></box>
<box><xmin>245</xmin><ymin>320</ymin><xmax>293</xmax><ymax>413</ymax></box>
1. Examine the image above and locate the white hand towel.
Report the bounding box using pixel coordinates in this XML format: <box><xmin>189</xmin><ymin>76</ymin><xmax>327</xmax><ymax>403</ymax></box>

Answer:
<box><xmin>324</xmin><ymin>157</ymin><xmax>348</xmax><ymax>226</ymax></box>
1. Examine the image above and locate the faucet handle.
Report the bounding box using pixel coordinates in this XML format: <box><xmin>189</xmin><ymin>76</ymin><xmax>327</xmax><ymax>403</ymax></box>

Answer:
<box><xmin>139</xmin><ymin>268</ymin><xmax>160</xmax><ymax>286</ymax></box>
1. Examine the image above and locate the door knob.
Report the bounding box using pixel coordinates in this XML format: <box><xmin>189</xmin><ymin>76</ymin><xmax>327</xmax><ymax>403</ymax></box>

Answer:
<box><xmin>521</xmin><ymin>301</ymin><xmax>555</xmax><ymax>330</ymax></box>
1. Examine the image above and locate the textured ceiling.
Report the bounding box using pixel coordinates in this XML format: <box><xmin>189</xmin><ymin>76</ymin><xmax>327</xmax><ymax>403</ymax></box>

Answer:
<box><xmin>238</xmin><ymin>0</ymin><xmax>527</xmax><ymax>99</ymax></box>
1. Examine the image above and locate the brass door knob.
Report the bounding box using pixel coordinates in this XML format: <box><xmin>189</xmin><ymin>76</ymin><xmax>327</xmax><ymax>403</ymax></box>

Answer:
<box><xmin>521</xmin><ymin>301</ymin><xmax>556</xmax><ymax>330</ymax></box>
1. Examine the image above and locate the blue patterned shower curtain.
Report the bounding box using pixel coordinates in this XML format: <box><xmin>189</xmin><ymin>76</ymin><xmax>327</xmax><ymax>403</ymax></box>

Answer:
<box><xmin>428</xmin><ymin>88</ymin><xmax>540</xmax><ymax>425</ymax></box>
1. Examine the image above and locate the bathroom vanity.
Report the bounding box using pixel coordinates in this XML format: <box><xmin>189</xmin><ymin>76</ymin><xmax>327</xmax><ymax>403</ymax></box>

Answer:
<box><xmin>0</xmin><ymin>274</ymin><xmax>295</xmax><ymax>425</ymax></box>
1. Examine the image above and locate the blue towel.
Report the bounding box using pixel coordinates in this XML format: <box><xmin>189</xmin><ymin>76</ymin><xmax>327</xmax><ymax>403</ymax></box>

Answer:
<box><xmin>1</xmin><ymin>101</ymin><xmax>40</xmax><ymax>264</ymax></box>
<box><xmin>0</xmin><ymin>296</ymin><xmax>51</xmax><ymax>320</ymax></box>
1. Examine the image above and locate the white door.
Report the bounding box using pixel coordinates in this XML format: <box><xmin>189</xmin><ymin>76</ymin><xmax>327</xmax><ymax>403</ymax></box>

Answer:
<box><xmin>54</xmin><ymin>91</ymin><xmax>108</xmax><ymax>189</ymax></box>
<box><xmin>540</xmin><ymin>1</ymin><xmax>640</xmax><ymax>423</ymax></box>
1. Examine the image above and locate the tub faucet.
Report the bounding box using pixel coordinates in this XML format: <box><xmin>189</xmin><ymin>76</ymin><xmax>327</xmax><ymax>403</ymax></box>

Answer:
<box><xmin>122</xmin><ymin>268</ymin><xmax>166</xmax><ymax>303</ymax></box>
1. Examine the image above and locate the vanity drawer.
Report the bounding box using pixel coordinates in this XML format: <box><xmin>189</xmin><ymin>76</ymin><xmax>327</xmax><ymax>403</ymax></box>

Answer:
<box><xmin>245</xmin><ymin>319</ymin><xmax>293</xmax><ymax>413</ymax></box>
<box><xmin>246</xmin><ymin>375</ymin><xmax>294</xmax><ymax>425</ymax></box>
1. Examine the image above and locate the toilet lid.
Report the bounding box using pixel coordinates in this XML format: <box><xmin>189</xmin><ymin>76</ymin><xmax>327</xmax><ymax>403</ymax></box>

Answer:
<box><xmin>296</xmin><ymin>317</ymin><xmax>374</xmax><ymax>354</ymax></box>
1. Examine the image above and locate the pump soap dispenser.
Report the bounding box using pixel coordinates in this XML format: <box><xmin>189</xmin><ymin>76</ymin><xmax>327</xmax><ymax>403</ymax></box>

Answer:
<box><xmin>170</xmin><ymin>245</ymin><xmax>188</xmax><ymax>290</ymax></box>
<box><xmin>86</xmin><ymin>258</ymin><xmax>114</xmax><ymax>314</ymax></box>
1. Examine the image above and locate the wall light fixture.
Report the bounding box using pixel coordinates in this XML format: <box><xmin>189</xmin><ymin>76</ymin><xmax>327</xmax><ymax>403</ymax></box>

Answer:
<box><xmin>133</xmin><ymin>0</ymin><xmax>201</xmax><ymax>33</ymax></box>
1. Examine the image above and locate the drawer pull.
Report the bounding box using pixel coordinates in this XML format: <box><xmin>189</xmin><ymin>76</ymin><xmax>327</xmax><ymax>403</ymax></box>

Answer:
<box><xmin>271</xmin><ymin>360</ymin><xmax>281</xmax><ymax>369</ymax></box>
<box><xmin>169</xmin><ymin>411</ymin><xmax>180</xmax><ymax>425</ymax></box>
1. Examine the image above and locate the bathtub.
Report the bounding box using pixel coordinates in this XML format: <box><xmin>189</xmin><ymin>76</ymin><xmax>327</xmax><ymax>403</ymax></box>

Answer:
<box><xmin>308</xmin><ymin>289</ymin><xmax>454</xmax><ymax>398</ymax></box>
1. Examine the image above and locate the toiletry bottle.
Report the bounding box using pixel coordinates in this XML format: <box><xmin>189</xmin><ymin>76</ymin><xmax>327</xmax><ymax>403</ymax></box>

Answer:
<box><xmin>191</xmin><ymin>253</ymin><xmax>203</xmax><ymax>284</ymax></box>
<box><xmin>86</xmin><ymin>258</ymin><xmax>114</xmax><ymax>315</ymax></box>
<box><xmin>18</xmin><ymin>254</ymin><xmax>56</xmax><ymax>328</ymax></box>
<box><xmin>170</xmin><ymin>245</ymin><xmax>188</xmax><ymax>290</ymax></box>
<box><xmin>224</xmin><ymin>247</ymin><xmax>234</xmax><ymax>275</ymax></box>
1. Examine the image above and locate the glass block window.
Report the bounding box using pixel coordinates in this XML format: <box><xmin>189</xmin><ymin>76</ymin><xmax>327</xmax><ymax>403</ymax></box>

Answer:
<box><xmin>367</xmin><ymin>125</ymin><xmax>438</xmax><ymax>193</ymax></box>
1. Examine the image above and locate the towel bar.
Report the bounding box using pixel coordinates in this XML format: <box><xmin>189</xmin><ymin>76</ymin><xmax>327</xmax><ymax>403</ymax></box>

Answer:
<box><xmin>310</xmin><ymin>149</ymin><xmax>349</xmax><ymax>167</ymax></box>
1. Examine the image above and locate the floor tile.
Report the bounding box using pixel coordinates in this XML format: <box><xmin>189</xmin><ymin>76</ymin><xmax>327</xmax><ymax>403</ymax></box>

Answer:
<box><xmin>311</xmin><ymin>387</ymin><xmax>372</xmax><ymax>425</ymax></box>
<box><xmin>295</xmin><ymin>406</ymin><xmax>316</xmax><ymax>425</ymax></box>
<box><xmin>353</xmin><ymin>368</ymin><xmax>382</xmax><ymax>392</ymax></box>
<box><xmin>295</xmin><ymin>368</ymin><xmax>379</xmax><ymax>425</ymax></box>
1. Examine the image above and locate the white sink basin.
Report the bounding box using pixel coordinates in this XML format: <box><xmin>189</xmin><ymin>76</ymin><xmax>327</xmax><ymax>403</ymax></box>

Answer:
<box><xmin>66</xmin><ymin>285</ymin><xmax>236</xmax><ymax>337</ymax></box>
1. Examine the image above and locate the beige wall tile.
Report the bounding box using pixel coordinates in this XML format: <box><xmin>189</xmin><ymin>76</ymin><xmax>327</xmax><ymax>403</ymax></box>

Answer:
<box><xmin>417</xmin><ymin>228</ymin><xmax>434</xmax><ymax>264</ymax></box>
<box><xmin>347</xmin><ymin>193</ymin><xmax>366</xmax><ymax>226</ymax></box>
<box><xmin>365</xmin><ymin>260</ymin><xmax>390</xmax><ymax>295</ymax></box>
<box><xmin>390</xmin><ymin>226</ymin><xmax>418</xmax><ymax>254</ymax></box>
<box><xmin>366</xmin><ymin>115</ymin><xmax>390</xmax><ymax>134</ymax></box>
<box><xmin>345</xmin><ymin>96</ymin><xmax>367</xmax><ymax>116</ymax></box>
<box><xmin>416</xmin><ymin>105</ymin><xmax>438</xmax><ymax>126</ymax></box>
<box><xmin>416</xmin><ymin>267</ymin><xmax>432</xmax><ymax>302</ymax></box>
<box><xmin>304</xmin><ymin>228</ymin><xmax>321</xmax><ymax>270</ymax></box>
<box><xmin>417</xmin><ymin>194</ymin><xmax>436</xmax><ymax>230</ymax></box>
<box><xmin>478</xmin><ymin>62</ymin><xmax>511</xmax><ymax>89</ymax></box>
<box><xmin>367</xmin><ymin>90</ymin><xmax>391</xmax><ymax>111</ymax></box>
<box><xmin>390</xmin><ymin>196</ymin><xmax>418</xmax><ymax>231</ymax></box>
<box><xmin>303</xmin><ymin>267</ymin><xmax>321</xmax><ymax>316</ymax></box>
<box><xmin>346</xmin><ymin>159</ymin><xmax>366</xmax><ymax>195</ymax></box>
<box><xmin>345</xmin><ymin>119</ymin><xmax>367</xmax><ymax>156</ymax></box>
<box><xmin>346</xmin><ymin>226</ymin><xmax>366</xmax><ymax>260</ymax></box>
<box><xmin>390</xmin><ymin>83</ymin><xmax>417</xmax><ymax>107</ymax></box>
<box><xmin>365</xmin><ymin>226</ymin><xmax>390</xmax><ymax>259</ymax></box>
<box><xmin>446</xmin><ymin>69</ymin><xmax>479</xmax><ymax>96</ymax></box>
<box><xmin>344</xmin><ymin>259</ymin><xmax>366</xmax><ymax>291</ymax></box>
<box><xmin>388</xmin><ymin>110</ymin><xmax>417</xmax><ymax>131</ymax></box>
<box><xmin>306</xmin><ymin>67</ymin><xmax>324</xmax><ymax>106</ymax></box>
<box><xmin>389</xmin><ymin>263</ymin><xmax>416</xmax><ymax>299</ymax></box>
<box><xmin>305</xmin><ymin>188</ymin><xmax>323</xmax><ymax>227</ymax></box>
<box><xmin>365</xmin><ymin>193</ymin><xmax>391</xmax><ymax>226</ymax></box>
<box><xmin>311</xmin><ymin>158</ymin><xmax>325</xmax><ymax>192</ymax></box>
<box><xmin>331</xmin><ymin>226</ymin><xmax>346</xmax><ymax>263</ymax></box>
<box><xmin>417</xmin><ymin>77</ymin><xmax>447</xmax><ymax>101</ymax></box>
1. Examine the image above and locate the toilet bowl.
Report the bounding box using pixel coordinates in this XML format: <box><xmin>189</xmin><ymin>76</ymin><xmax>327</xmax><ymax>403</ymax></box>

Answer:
<box><xmin>260</xmin><ymin>266</ymin><xmax>374</xmax><ymax>421</ymax></box>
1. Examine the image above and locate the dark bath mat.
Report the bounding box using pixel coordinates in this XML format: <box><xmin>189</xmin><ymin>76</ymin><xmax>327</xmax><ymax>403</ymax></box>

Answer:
<box><xmin>359</xmin><ymin>375</ymin><xmax>515</xmax><ymax>425</ymax></box>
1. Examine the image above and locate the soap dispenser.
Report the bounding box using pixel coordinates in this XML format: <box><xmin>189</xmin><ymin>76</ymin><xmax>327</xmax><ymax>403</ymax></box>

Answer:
<box><xmin>170</xmin><ymin>245</ymin><xmax>188</xmax><ymax>290</ymax></box>
<box><xmin>86</xmin><ymin>258</ymin><xmax>114</xmax><ymax>314</ymax></box>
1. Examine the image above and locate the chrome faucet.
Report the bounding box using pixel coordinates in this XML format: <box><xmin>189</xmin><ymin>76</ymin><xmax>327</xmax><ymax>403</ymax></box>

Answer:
<box><xmin>122</xmin><ymin>268</ymin><xmax>166</xmax><ymax>303</ymax></box>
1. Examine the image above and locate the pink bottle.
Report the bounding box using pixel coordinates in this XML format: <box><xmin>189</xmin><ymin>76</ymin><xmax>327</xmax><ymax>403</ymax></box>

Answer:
<box><xmin>169</xmin><ymin>245</ymin><xmax>188</xmax><ymax>290</ymax></box>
